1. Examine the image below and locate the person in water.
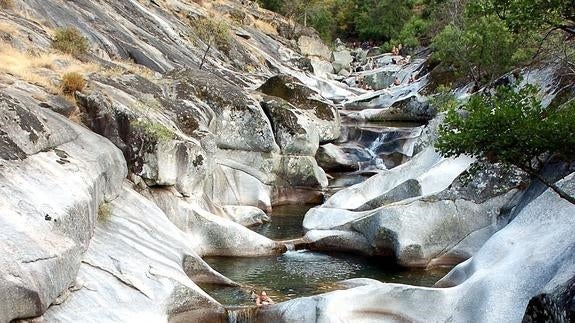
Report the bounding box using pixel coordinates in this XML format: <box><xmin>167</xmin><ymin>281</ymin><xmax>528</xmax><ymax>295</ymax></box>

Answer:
<box><xmin>255</xmin><ymin>291</ymin><xmax>275</xmax><ymax>306</ymax></box>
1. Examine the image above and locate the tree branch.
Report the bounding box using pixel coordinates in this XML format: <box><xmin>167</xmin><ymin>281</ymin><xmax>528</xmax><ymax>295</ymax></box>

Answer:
<box><xmin>520</xmin><ymin>165</ymin><xmax>575</xmax><ymax>205</ymax></box>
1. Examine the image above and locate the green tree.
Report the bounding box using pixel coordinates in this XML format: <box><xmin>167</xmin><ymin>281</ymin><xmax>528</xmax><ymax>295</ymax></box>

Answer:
<box><xmin>436</xmin><ymin>84</ymin><xmax>575</xmax><ymax>204</ymax></box>
<box><xmin>467</xmin><ymin>0</ymin><xmax>575</xmax><ymax>35</ymax></box>
<box><xmin>354</xmin><ymin>0</ymin><xmax>413</xmax><ymax>41</ymax></box>
<box><xmin>432</xmin><ymin>14</ymin><xmax>534</xmax><ymax>84</ymax></box>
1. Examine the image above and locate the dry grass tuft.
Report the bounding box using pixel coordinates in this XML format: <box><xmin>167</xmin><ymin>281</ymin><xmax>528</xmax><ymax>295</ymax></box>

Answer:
<box><xmin>0</xmin><ymin>0</ymin><xmax>14</xmax><ymax>9</ymax></box>
<box><xmin>60</xmin><ymin>72</ymin><xmax>85</xmax><ymax>95</ymax></box>
<box><xmin>254</xmin><ymin>19</ymin><xmax>278</xmax><ymax>35</ymax></box>
<box><xmin>0</xmin><ymin>44</ymin><xmax>97</xmax><ymax>93</ymax></box>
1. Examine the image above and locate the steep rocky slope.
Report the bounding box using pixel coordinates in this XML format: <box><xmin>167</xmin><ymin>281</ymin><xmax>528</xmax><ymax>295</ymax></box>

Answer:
<box><xmin>0</xmin><ymin>0</ymin><xmax>574</xmax><ymax>322</ymax></box>
<box><xmin>0</xmin><ymin>0</ymin><xmax>349</xmax><ymax>321</ymax></box>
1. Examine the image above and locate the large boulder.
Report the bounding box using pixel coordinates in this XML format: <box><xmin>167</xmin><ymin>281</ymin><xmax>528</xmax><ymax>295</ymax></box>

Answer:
<box><xmin>148</xmin><ymin>189</ymin><xmax>286</xmax><ymax>257</ymax></box>
<box><xmin>77</xmin><ymin>75</ymin><xmax>214</xmax><ymax>197</ymax></box>
<box><xmin>297</xmin><ymin>35</ymin><xmax>331</xmax><ymax>60</ymax></box>
<box><xmin>303</xmin><ymin>146</ymin><xmax>528</xmax><ymax>267</ymax></box>
<box><xmin>258</xmin><ymin>74</ymin><xmax>341</xmax><ymax>142</ymax></box>
<box><xmin>331</xmin><ymin>50</ymin><xmax>353</xmax><ymax>74</ymax></box>
<box><xmin>167</xmin><ymin>69</ymin><xmax>279</xmax><ymax>153</ymax></box>
<box><xmin>0</xmin><ymin>89</ymin><xmax>126</xmax><ymax>322</ymax></box>
<box><xmin>259</xmin><ymin>174</ymin><xmax>575</xmax><ymax>323</ymax></box>
<box><xmin>259</xmin><ymin>96</ymin><xmax>320</xmax><ymax>156</ymax></box>
<box><xmin>315</xmin><ymin>143</ymin><xmax>358</xmax><ymax>172</ymax></box>
<box><xmin>41</xmin><ymin>184</ymin><xmax>230</xmax><ymax>322</ymax></box>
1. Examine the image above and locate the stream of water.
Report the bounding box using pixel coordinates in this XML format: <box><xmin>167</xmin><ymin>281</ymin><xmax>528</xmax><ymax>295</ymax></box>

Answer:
<box><xmin>200</xmin><ymin>122</ymin><xmax>449</xmax><ymax>311</ymax></box>
<box><xmin>201</xmin><ymin>206</ymin><xmax>449</xmax><ymax>307</ymax></box>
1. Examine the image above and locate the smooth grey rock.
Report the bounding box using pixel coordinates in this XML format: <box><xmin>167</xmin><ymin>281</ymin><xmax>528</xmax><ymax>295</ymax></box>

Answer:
<box><xmin>310</xmin><ymin>58</ymin><xmax>334</xmax><ymax>79</ymax></box>
<box><xmin>258</xmin><ymin>74</ymin><xmax>341</xmax><ymax>143</ymax></box>
<box><xmin>0</xmin><ymin>91</ymin><xmax>126</xmax><ymax>322</ymax></box>
<box><xmin>260</xmin><ymin>96</ymin><xmax>320</xmax><ymax>156</ymax></box>
<box><xmin>222</xmin><ymin>205</ymin><xmax>270</xmax><ymax>227</ymax></box>
<box><xmin>298</xmin><ymin>35</ymin><xmax>331</xmax><ymax>60</ymax></box>
<box><xmin>332</xmin><ymin>50</ymin><xmax>353</xmax><ymax>73</ymax></box>
<box><xmin>41</xmin><ymin>184</ymin><xmax>229</xmax><ymax>322</ymax></box>
<box><xmin>315</xmin><ymin>143</ymin><xmax>358</xmax><ymax>172</ymax></box>
<box><xmin>149</xmin><ymin>189</ymin><xmax>285</xmax><ymax>257</ymax></box>
<box><xmin>353</xmin><ymin>179</ymin><xmax>422</xmax><ymax>211</ymax></box>
<box><xmin>258</xmin><ymin>174</ymin><xmax>575</xmax><ymax>323</ymax></box>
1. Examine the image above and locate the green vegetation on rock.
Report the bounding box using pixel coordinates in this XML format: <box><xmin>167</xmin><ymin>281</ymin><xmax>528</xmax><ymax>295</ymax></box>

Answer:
<box><xmin>436</xmin><ymin>83</ymin><xmax>575</xmax><ymax>204</ymax></box>
<box><xmin>52</xmin><ymin>27</ymin><xmax>89</xmax><ymax>57</ymax></box>
<box><xmin>132</xmin><ymin>120</ymin><xmax>175</xmax><ymax>142</ymax></box>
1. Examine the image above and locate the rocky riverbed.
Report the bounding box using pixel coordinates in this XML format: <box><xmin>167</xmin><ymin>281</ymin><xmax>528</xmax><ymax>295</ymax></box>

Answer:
<box><xmin>0</xmin><ymin>0</ymin><xmax>574</xmax><ymax>322</ymax></box>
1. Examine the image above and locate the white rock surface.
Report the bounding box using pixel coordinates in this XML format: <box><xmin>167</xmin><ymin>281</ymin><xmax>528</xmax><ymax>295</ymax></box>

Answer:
<box><xmin>298</xmin><ymin>36</ymin><xmax>332</xmax><ymax>60</ymax></box>
<box><xmin>323</xmin><ymin>147</ymin><xmax>474</xmax><ymax>209</ymax></box>
<box><xmin>41</xmin><ymin>184</ymin><xmax>230</xmax><ymax>322</ymax></box>
<box><xmin>0</xmin><ymin>93</ymin><xmax>127</xmax><ymax>322</ymax></box>
<box><xmin>260</xmin><ymin>174</ymin><xmax>575</xmax><ymax>322</ymax></box>
<box><xmin>149</xmin><ymin>189</ymin><xmax>285</xmax><ymax>257</ymax></box>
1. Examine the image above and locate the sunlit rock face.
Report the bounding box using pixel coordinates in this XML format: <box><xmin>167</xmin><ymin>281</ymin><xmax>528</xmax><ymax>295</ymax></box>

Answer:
<box><xmin>0</xmin><ymin>90</ymin><xmax>127</xmax><ymax>322</ymax></box>
<box><xmin>41</xmin><ymin>184</ymin><xmax>230</xmax><ymax>322</ymax></box>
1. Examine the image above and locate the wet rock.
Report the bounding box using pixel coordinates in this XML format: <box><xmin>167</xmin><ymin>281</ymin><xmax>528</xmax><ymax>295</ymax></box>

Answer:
<box><xmin>259</xmin><ymin>174</ymin><xmax>575</xmax><ymax>323</ymax></box>
<box><xmin>315</xmin><ymin>143</ymin><xmax>358</xmax><ymax>172</ymax></box>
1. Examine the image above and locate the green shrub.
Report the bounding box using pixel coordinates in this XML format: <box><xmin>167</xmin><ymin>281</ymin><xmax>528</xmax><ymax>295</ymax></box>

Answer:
<box><xmin>429</xmin><ymin>84</ymin><xmax>458</xmax><ymax>112</ymax></box>
<box><xmin>52</xmin><ymin>27</ymin><xmax>89</xmax><ymax>57</ymax></box>
<box><xmin>132</xmin><ymin>120</ymin><xmax>175</xmax><ymax>142</ymax></box>
<box><xmin>436</xmin><ymin>83</ymin><xmax>575</xmax><ymax>203</ymax></box>
<box><xmin>60</xmin><ymin>72</ymin><xmax>86</xmax><ymax>95</ymax></box>
<box><xmin>189</xmin><ymin>17</ymin><xmax>231</xmax><ymax>52</ymax></box>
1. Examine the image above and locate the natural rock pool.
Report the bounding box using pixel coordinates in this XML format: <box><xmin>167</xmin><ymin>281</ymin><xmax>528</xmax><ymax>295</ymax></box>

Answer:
<box><xmin>201</xmin><ymin>205</ymin><xmax>450</xmax><ymax>306</ymax></box>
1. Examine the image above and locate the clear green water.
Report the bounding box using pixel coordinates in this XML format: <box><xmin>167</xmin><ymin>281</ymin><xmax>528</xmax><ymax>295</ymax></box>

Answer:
<box><xmin>201</xmin><ymin>205</ymin><xmax>450</xmax><ymax>306</ymax></box>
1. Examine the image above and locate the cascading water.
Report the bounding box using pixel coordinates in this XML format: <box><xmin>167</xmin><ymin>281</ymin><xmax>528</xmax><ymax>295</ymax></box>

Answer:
<box><xmin>226</xmin><ymin>306</ymin><xmax>257</xmax><ymax>323</ymax></box>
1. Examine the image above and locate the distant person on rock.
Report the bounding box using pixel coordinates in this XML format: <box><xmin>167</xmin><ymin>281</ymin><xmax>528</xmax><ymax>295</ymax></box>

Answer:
<box><xmin>391</xmin><ymin>45</ymin><xmax>399</xmax><ymax>56</ymax></box>
<box><xmin>256</xmin><ymin>291</ymin><xmax>275</xmax><ymax>306</ymax></box>
<box><xmin>394</xmin><ymin>77</ymin><xmax>401</xmax><ymax>86</ymax></box>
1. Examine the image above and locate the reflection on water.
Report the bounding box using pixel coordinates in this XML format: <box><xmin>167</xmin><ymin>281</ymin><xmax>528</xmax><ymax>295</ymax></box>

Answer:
<box><xmin>202</xmin><ymin>250</ymin><xmax>449</xmax><ymax>305</ymax></box>
<box><xmin>201</xmin><ymin>176</ymin><xmax>450</xmax><ymax>307</ymax></box>
<box><xmin>251</xmin><ymin>204</ymin><xmax>314</xmax><ymax>240</ymax></box>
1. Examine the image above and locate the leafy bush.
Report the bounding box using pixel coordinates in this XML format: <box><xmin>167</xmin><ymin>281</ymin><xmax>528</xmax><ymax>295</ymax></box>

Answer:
<box><xmin>52</xmin><ymin>27</ymin><xmax>89</xmax><ymax>57</ymax></box>
<box><xmin>429</xmin><ymin>84</ymin><xmax>458</xmax><ymax>112</ymax></box>
<box><xmin>60</xmin><ymin>72</ymin><xmax>86</xmax><ymax>95</ymax></box>
<box><xmin>432</xmin><ymin>14</ymin><xmax>534</xmax><ymax>84</ymax></box>
<box><xmin>190</xmin><ymin>17</ymin><xmax>231</xmax><ymax>52</ymax></box>
<box><xmin>436</xmin><ymin>84</ymin><xmax>575</xmax><ymax>203</ymax></box>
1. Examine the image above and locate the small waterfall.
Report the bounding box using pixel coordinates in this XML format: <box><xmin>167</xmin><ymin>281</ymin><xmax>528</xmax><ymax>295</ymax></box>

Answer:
<box><xmin>367</xmin><ymin>132</ymin><xmax>389</xmax><ymax>156</ymax></box>
<box><xmin>226</xmin><ymin>306</ymin><xmax>257</xmax><ymax>323</ymax></box>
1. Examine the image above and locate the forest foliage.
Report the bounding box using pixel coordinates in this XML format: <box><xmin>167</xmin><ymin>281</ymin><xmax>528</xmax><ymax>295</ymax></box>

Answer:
<box><xmin>257</xmin><ymin>0</ymin><xmax>574</xmax><ymax>83</ymax></box>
